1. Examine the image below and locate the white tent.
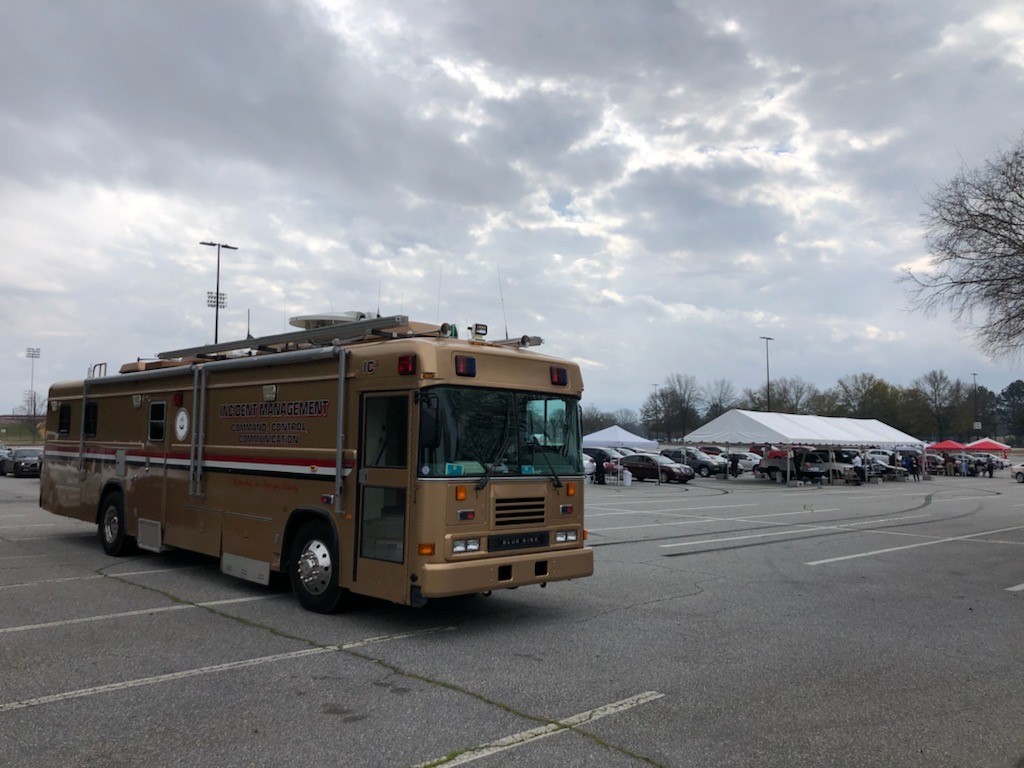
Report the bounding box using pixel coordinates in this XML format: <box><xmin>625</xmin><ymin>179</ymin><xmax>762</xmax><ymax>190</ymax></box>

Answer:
<box><xmin>684</xmin><ymin>409</ymin><xmax>923</xmax><ymax>447</ymax></box>
<box><xmin>582</xmin><ymin>425</ymin><xmax>657</xmax><ymax>450</ymax></box>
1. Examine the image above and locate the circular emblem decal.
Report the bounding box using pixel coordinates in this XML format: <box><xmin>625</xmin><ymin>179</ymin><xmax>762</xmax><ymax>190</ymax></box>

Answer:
<box><xmin>174</xmin><ymin>408</ymin><xmax>189</xmax><ymax>441</ymax></box>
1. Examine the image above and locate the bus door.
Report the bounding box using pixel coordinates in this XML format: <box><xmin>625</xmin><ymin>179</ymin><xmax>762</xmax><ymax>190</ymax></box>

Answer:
<box><xmin>353</xmin><ymin>392</ymin><xmax>412</xmax><ymax>604</ymax></box>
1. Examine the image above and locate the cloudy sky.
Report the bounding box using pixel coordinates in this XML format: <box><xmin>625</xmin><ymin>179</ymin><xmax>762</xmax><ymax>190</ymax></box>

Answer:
<box><xmin>3</xmin><ymin>0</ymin><xmax>1024</xmax><ymax>417</ymax></box>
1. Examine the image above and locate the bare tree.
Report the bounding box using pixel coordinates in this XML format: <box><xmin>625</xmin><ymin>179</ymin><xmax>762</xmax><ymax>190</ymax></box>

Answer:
<box><xmin>912</xmin><ymin>369</ymin><xmax>965</xmax><ymax>439</ymax></box>
<box><xmin>905</xmin><ymin>134</ymin><xmax>1024</xmax><ymax>356</ymax></box>
<box><xmin>702</xmin><ymin>378</ymin><xmax>738</xmax><ymax>421</ymax></box>
<box><xmin>581</xmin><ymin>404</ymin><xmax>614</xmax><ymax>434</ymax></box>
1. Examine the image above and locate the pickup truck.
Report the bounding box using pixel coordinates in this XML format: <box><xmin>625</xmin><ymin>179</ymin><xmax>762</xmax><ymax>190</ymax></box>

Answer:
<box><xmin>757</xmin><ymin>449</ymin><xmax>825</xmax><ymax>483</ymax></box>
<box><xmin>758</xmin><ymin>448</ymin><xmax>859</xmax><ymax>482</ymax></box>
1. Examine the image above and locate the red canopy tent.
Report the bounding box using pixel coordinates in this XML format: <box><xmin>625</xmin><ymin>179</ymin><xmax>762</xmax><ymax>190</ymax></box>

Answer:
<box><xmin>965</xmin><ymin>437</ymin><xmax>1011</xmax><ymax>457</ymax></box>
<box><xmin>927</xmin><ymin>439</ymin><xmax>966</xmax><ymax>452</ymax></box>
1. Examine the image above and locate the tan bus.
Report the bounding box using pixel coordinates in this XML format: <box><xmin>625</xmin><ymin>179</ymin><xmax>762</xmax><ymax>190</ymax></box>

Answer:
<box><xmin>41</xmin><ymin>314</ymin><xmax>592</xmax><ymax>612</ymax></box>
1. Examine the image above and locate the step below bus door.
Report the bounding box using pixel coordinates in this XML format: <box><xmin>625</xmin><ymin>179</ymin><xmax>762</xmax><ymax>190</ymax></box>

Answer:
<box><xmin>353</xmin><ymin>392</ymin><xmax>413</xmax><ymax>605</ymax></box>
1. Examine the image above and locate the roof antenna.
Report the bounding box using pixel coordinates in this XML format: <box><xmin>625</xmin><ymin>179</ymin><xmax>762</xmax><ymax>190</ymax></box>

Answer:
<box><xmin>497</xmin><ymin>266</ymin><xmax>509</xmax><ymax>338</ymax></box>
<box><xmin>376</xmin><ymin>281</ymin><xmax>381</xmax><ymax>316</ymax></box>
<box><xmin>246</xmin><ymin>309</ymin><xmax>253</xmax><ymax>340</ymax></box>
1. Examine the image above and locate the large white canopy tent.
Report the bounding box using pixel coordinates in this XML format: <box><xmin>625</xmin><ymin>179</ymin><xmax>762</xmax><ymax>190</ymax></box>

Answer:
<box><xmin>582</xmin><ymin>425</ymin><xmax>658</xmax><ymax>450</ymax></box>
<box><xmin>684</xmin><ymin>409</ymin><xmax>923</xmax><ymax>448</ymax></box>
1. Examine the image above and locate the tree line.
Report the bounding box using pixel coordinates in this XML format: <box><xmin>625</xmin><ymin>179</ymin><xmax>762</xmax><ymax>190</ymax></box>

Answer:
<box><xmin>583</xmin><ymin>371</ymin><xmax>1024</xmax><ymax>446</ymax></box>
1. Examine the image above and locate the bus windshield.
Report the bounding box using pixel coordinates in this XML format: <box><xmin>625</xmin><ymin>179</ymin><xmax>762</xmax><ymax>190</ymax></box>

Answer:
<box><xmin>417</xmin><ymin>386</ymin><xmax>582</xmax><ymax>479</ymax></box>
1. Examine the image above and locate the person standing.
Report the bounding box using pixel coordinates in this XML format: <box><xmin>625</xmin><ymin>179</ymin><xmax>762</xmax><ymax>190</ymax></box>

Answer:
<box><xmin>852</xmin><ymin>451</ymin><xmax>865</xmax><ymax>483</ymax></box>
<box><xmin>594</xmin><ymin>450</ymin><xmax>606</xmax><ymax>485</ymax></box>
<box><xmin>909</xmin><ymin>454</ymin><xmax>921</xmax><ymax>482</ymax></box>
<box><xmin>986</xmin><ymin>455</ymin><xmax>995</xmax><ymax>478</ymax></box>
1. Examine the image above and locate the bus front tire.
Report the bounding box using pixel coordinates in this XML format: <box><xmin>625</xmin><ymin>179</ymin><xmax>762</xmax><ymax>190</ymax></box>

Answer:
<box><xmin>289</xmin><ymin>520</ymin><xmax>343</xmax><ymax>613</ymax></box>
<box><xmin>99</xmin><ymin>492</ymin><xmax>133</xmax><ymax>556</ymax></box>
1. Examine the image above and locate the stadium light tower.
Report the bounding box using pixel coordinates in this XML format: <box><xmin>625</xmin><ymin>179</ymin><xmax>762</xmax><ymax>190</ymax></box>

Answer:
<box><xmin>759</xmin><ymin>336</ymin><xmax>774</xmax><ymax>412</ymax></box>
<box><xmin>200</xmin><ymin>241</ymin><xmax>238</xmax><ymax>343</ymax></box>
<box><xmin>26</xmin><ymin>347</ymin><xmax>40</xmax><ymax>418</ymax></box>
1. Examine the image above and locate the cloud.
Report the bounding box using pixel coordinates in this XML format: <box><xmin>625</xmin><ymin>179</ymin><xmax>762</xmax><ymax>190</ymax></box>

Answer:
<box><xmin>2</xmin><ymin>0</ymin><xmax>1024</xmax><ymax>416</ymax></box>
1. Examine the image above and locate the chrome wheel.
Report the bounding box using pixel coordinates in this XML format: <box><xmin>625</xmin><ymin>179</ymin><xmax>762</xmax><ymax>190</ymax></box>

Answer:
<box><xmin>102</xmin><ymin>503</ymin><xmax>120</xmax><ymax>544</ymax></box>
<box><xmin>296</xmin><ymin>538</ymin><xmax>332</xmax><ymax>595</ymax></box>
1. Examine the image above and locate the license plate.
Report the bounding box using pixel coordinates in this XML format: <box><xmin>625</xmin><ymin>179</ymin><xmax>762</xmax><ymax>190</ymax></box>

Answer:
<box><xmin>488</xmin><ymin>531</ymin><xmax>549</xmax><ymax>552</ymax></box>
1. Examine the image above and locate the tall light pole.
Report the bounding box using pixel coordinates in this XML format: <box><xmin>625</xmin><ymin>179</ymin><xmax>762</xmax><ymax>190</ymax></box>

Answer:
<box><xmin>759</xmin><ymin>336</ymin><xmax>774</xmax><ymax>412</ymax></box>
<box><xmin>971</xmin><ymin>372</ymin><xmax>980</xmax><ymax>436</ymax></box>
<box><xmin>26</xmin><ymin>347</ymin><xmax>40</xmax><ymax>418</ymax></box>
<box><xmin>200</xmin><ymin>241</ymin><xmax>238</xmax><ymax>343</ymax></box>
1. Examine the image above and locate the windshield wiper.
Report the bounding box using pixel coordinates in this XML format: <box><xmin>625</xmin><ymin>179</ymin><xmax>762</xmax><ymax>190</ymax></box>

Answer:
<box><xmin>476</xmin><ymin>433</ymin><xmax>513</xmax><ymax>491</ymax></box>
<box><xmin>529</xmin><ymin>437</ymin><xmax>563</xmax><ymax>488</ymax></box>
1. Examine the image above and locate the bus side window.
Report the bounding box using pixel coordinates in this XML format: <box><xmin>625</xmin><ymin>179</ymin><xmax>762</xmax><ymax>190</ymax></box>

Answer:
<box><xmin>148</xmin><ymin>402</ymin><xmax>166</xmax><ymax>442</ymax></box>
<box><xmin>364</xmin><ymin>396</ymin><xmax>408</xmax><ymax>468</ymax></box>
<box><xmin>58</xmin><ymin>403</ymin><xmax>72</xmax><ymax>437</ymax></box>
<box><xmin>84</xmin><ymin>402</ymin><xmax>98</xmax><ymax>438</ymax></box>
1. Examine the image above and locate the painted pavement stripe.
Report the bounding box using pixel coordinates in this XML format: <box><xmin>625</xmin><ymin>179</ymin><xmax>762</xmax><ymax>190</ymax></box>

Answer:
<box><xmin>414</xmin><ymin>690</ymin><xmax>665</xmax><ymax>767</ymax></box>
<box><xmin>0</xmin><ymin>627</ymin><xmax>453</xmax><ymax>712</ymax></box>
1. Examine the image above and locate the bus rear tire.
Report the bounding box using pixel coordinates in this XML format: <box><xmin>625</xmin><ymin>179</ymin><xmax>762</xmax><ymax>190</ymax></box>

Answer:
<box><xmin>99</xmin><ymin>491</ymin><xmax>134</xmax><ymax>556</ymax></box>
<box><xmin>289</xmin><ymin>520</ymin><xmax>342</xmax><ymax>613</ymax></box>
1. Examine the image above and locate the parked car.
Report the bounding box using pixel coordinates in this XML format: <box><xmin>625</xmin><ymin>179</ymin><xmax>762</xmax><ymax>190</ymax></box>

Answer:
<box><xmin>758</xmin><ymin>448</ymin><xmax>828</xmax><ymax>483</ymax></box>
<box><xmin>1011</xmin><ymin>463</ymin><xmax>1024</xmax><ymax>483</ymax></box>
<box><xmin>1</xmin><ymin>447</ymin><xmax>43</xmax><ymax>478</ymax></box>
<box><xmin>865</xmin><ymin>449</ymin><xmax>893</xmax><ymax>464</ymax></box>
<box><xmin>727</xmin><ymin>451</ymin><xmax>761</xmax><ymax>473</ymax></box>
<box><xmin>662</xmin><ymin>447</ymin><xmax>725</xmax><ymax>477</ymax></box>
<box><xmin>619</xmin><ymin>453</ymin><xmax>694</xmax><ymax>483</ymax></box>
<box><xmin>970</xmin><ymin>452</ymin><xmax>1010</xmax><ymax>469</ymax></box>
<box><xmin>582</xmin><ymin>452</ymin><xmax>596</xmax><ymax>479</ymax></box>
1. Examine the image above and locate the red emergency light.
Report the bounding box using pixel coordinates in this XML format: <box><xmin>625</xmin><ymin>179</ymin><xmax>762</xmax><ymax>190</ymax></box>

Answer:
<box><xmin>398</xmin><ymin>354</ymin><xmax>417</xmax><ymax>375</ymax></box>
<box><xmin>455</xmin><ymin>355</ymin><xmax>476</xmax><ymax>377</ymax></box>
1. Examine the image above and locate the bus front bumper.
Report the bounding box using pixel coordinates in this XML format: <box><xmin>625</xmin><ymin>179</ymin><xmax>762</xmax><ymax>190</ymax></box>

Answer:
<box><xmin>418</xmin><ymin>546</ymin><xmax>594</xmax><ymax>598</ymax></box>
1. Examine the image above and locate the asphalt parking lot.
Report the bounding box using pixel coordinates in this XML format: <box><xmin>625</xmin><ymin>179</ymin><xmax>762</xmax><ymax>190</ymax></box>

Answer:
<box><xmin>3</xmin><ymin>471</ymin><xmax>1024</xmax><ymax>767</ymax></box>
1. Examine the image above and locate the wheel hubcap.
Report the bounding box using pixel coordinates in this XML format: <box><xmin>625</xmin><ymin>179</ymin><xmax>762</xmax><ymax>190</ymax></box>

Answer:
<box><xmin>297</xmin><ymin>539</ymin><xmax>332</xmax><ymax>595</ymax></box>
<box><xmin>103</xmin><ymin>506</ymin><xmax>119</xmax><ymax>543</ymax></box>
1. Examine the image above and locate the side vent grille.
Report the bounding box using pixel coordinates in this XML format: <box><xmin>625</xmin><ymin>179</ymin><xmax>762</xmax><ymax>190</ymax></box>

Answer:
<box><xmin>494</xmin><ymin>496</ymin><xmax>546</xmax><ymax>527</ymax></box>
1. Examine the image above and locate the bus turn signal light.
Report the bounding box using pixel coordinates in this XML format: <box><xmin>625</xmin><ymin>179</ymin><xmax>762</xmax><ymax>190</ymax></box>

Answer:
<box><xmin>418</xmin><ymin>543</ymin><xmax>435</xmax><ymax>556</ymax></box>
<box><xmin>455</xmin><ymin>485</ymin><xmax>467</xmax><ymax>501</ymax></box>
<box><xmin>566</xmin><ymin>482</ymin><xmax>576</xmax><ymax>496</ymax></box>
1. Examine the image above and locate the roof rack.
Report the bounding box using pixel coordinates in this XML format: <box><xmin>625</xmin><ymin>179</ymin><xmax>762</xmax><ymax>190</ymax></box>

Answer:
<box><xmin>156</xmin><ymin>314</ymin><xmax>412</xmax><ymax>360</ymax></box>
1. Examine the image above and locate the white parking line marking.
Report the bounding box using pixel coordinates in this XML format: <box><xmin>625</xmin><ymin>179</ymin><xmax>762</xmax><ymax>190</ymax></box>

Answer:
<box><xmin>0</xmin><ymin>566</ymin><xmax>209</xmax><ymax>590</ymax></box>
<box><xmin>659</xmin><ymin>515</ymin><xmax>929</xmax><ymax>549</ymax></box>
<box><xmin>414</xmin><ymin>690</ymin><xmax>665</xmax><ymax>767</ymax></box>
<box><xmin>806</xmin><ymin>524</ymin><xmax>1024</xmax><ymax>566</ymax></box>
<box><xmin>0</xmin><ymin>523</ymin><xmax>55</xmax><ymax>529</ymax></box>
<box><xmin>1006</xmin><ymin>583</ymin><xmax>1024</xmax><ymax>592</ymax></box>
<box><xmin>587</xmin><ymin>503</ymin><xmax>759</xmax><ymax>518</ymax></box>
<box><xmin>0</xmin><ymin>626</ymin><xmax>454</xmax><ymax>712</ymax></box>
<box><xmin>0</xmin><ymin>575</ymin><xmax>102</xmax><ymax>590</ymax></box>
<box><xmin>590</xmin><ymin>509</ymin><xmax>815</xmax><ymax>533</ymax></box>
<box><xmin>0</xmin><ymin>514</ymin><xmax>28</xmax><ymax>519</ymax></box>
<box><xmin>0</xmin><ymin>595</ymin><xmax>278</xmax><ymax>634</ymax></box>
